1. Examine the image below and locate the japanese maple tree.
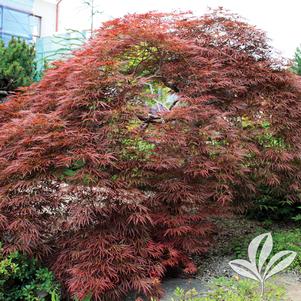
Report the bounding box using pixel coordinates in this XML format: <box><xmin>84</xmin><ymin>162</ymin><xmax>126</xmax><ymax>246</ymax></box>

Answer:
<box><xmin>1</xmin><ymin>9</ymin><xmax>301</xmax><ymax>300</ymax></box>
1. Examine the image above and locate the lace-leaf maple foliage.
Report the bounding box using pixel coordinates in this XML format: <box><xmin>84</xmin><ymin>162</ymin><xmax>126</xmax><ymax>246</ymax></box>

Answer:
<box><xmin>1</xmin><ymin>9</ymin><xmax>301</xmax><ymax>300</ymax></box>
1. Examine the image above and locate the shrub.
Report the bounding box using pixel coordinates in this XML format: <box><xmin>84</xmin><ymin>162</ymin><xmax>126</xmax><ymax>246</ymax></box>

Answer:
<box><xmin>292</xmin><ymin>46</ymin><xmax>301</xmax><ymax>76</ymax></box>
<box><xmin>1</xmin><ymin>9</ymin><xmax>301</xmax><ymax>300</ymax></box>
<box><xmin>246</xmin><ymin>189</ymin><xmax>301</xmax><ymax>221</ymax></box>
<box><xmin>0</xmin><ymin>244</ymin><xmax>60</xmax><ymax>300</ymax></box>
<box><xmin>233</xmin><ymin>228</ymin><xmax>301</xmax><ymax>272</ymax></box>
<box><xmin>0</xmin><ymin>37</ymin><xmax>36</xmax><ymax>101</ymax></box>
<box><xmin>170</xmin><ymin>277</ymin><xmax>286</xmax><ymax>301</ymax></box>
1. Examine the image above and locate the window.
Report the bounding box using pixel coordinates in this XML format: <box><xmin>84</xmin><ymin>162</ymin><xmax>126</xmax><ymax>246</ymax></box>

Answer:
<box><xmin>30</xmin><ymin>15</ymin><xmax>41</xmax><ymax>39</ymax></box>
<box><xmin>0</xmin><ymin>6</ymin><xmax>3</xmax><ymax>31</ymax></box>
<box><xmin>3</xmin><ymin>7</ymin><xmax>31</xmax><ymax>38</ymax></box>
<box><xmin>0</xmin><ymin>5</ymin><xmax>41</xmax><ymax>43</ymax></box>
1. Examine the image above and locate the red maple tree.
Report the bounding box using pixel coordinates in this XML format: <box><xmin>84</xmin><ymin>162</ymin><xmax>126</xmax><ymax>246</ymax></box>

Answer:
<box><xmin>1</xmin><ymin>9</ymin><xmax>301</xmax><ymax>300</ymax></box>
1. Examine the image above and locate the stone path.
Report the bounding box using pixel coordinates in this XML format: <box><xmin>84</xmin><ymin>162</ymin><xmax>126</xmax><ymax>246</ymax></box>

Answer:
<box><xmin>159</xmin><ymin>273</ymin><xmax>301</xmax><ymax>301</ymax></box>
<box><xmin>126</xmin><ymin>264</ymin><xmax>301</xmax><ymax>300</ymax></box>
<box><xmin>160</xmin><ymin>278</ymin><xmax>207</xmax><ymax>301</ymax></box>
<box><xmin>275</xmin><ymin>274</ymin><xmax>301</xmax><ymax>301</ymax></box>
<box><xmin>125</xmin><ymin>216</ymin><xmax>301</xmax><ymax>300</ymax></box>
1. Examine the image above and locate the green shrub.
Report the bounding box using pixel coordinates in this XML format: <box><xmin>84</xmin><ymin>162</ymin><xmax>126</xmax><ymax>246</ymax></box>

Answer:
<box><xmin>292</xmin><ymin>45</ymin><xmax>301</xmax><ymax>75</ymax></box>
<box><xmin>233</xmin><ymin>228</ymin><xmax>301</xmax><ymax>273</ymax></box>
<box><xmin>246</xmin><ymin>189</ymin><xmax>301</xmax><ymax>221</ymax></box>
<box><xmin>245</xmin><ymin>120</ymin><xmax>298</xmax><ymax>221</ymax></box>
<box><xmin>0</xmin><ymin>37</ymin><xmax>36</xmax><ymax>100</ymax></box>
<box><xmin>170</xmin><ymin>277</ymin><xmax>286</xmax><ymax>301</ymax></box>
<box><xmin>0</xmin><ymin>245</ymin><xmax>60</xmax><ymax>300</ymax></box>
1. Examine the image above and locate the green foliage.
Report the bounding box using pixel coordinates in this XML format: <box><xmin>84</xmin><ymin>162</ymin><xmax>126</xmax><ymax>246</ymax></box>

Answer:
<box><xmin>120</xmin><ymin>42</ymin><xmax>159</xmax><ymax>77</ymax></box>
<box><xmin>245</xmin><ymin>119</ymin><xmax>291</xmax><ymax>220</ymax></box>
<box><xmin>233</xmin><ymin>228</ymin><xmax>301</xmax><ymax>273</ymax></box>
<box><xmin>59</xmin><ymin>159</ymin><xmax>86</xmax><ymax>180</ymax></box>
<box><xmin>58</xmin><ymin>159</ymin><xmax>97</xmax><ymax>185</ymax></box>
<box><xmin>291</xmin><ymin>206</ymin><xmax>301</xmax><ymax>222</ymax></box>
<box><xmin>292</xmin><ymin>46</ymin><xmax>301</xmax><ymax>75</ymax></box>
<box><xmin>170</xmin><ymin>277</ymin><xmax>286</xmax><ymax>301</ymax></box>
<box><xmin>121</xmin><ymin>137</ymin><xmax>155</xmax><ymax>160</ymax></box>
<box><xmin>74</xmin><ymin>293</ymin><xmax>92</xmax><ymax>301</ymax></box>
<box><xmin>0</xmin><ymin>37</ymin><xmax>37</xmax><ymax>96</ymax></box>
<box><xmin>257</xmin><ymin>133</ymin><xmax>285</xmax><ymax>149</ymax></box>
<box><xmin>246</xmin><ymin>188</ymin><xmax>299</xmax><ymax>221</ymax></box>
<box><xmin>256</xmin><ymin>120</ymin><xmax>286</xmax><ymax>149</ymax></box>
<box><xmin>0</xmin><ymin>245</ymin><xmax>60</xmax><ymax>301</ymax></box>
<box><xmin>141</xmin><ymin>81</ymin><xmax>175</xmax><ymax>107</ymax></box>
<box><xmin>35</xmin><ymin>59</ymin><xmax>50</xmax><ymax>82</ymax></box>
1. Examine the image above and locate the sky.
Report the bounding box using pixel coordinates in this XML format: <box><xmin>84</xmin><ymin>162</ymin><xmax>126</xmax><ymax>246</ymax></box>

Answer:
<box><xmin>58</xmin><ymin>0</ymin><xmax>301</xmax><ymax>59</ymax></box>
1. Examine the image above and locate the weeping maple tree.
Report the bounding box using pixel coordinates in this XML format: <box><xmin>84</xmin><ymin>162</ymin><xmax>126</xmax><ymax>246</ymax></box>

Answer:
<box><xmin>1</xmin><ymin>9</ymin><xmax>301</xmax><ymax>300</ymax></box>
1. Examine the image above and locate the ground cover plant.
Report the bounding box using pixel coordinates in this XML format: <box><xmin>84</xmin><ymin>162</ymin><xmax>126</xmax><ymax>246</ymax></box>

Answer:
<box><xmin>0</xmin><ymin>244</ymin><xmax>60</xmax><ymax>300</ymax></box>
<box><xmin>233</xmin><ymin>228</ymin><xmax>301</xmax><ymax>273</ymax></box>
<box><xmin>170</xmin><ymin>277</ymin><xmax>286</xmax><ymax>301</ymax></box>
<box><xmin>1</xmin><ymin>8</ymin><xmax>301</xmax><ymax>300</ymax></box>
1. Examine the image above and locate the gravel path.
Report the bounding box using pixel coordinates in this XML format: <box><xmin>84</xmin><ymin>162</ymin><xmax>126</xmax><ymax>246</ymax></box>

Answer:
<box><xmin>126</xmin><ymin>217</ymin><xmax>301</xmax><ymax>300</ymax></box>
<box><xmin>160</xmin><ymin>273</ymin><xmax>301</xmax><ymax>301</ymax></box>
<box><xmin>160</xmin><ymin>255</ymin><xmax>234</xmax><ymax>300</ymax></box>
<box><xmin>274</xmin><ymin>273</ymin><xmax>301</xmax><ymax>301</ymax></box>
<box><xmin>160</xmin><ymin>278</ymin><xmax>207</xmax><ymax>301</ymax></box>
<box><xmin>125</xmin><ymin>256</ymin><xmax>232</xmax><ymax>300</ymax></box>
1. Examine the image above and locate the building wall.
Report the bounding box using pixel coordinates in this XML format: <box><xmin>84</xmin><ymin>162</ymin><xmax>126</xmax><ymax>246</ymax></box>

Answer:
<box><xmin>0</xmin><ymin>0</ymin><xmax>56</xmax><ymax>44</ymax></box>
<box><xmin>33</xmin><ymin>0</ymin><xmax>56</xmax><ymax>37</ymax></box>
<box><xmin>0</xmin><ymin>0</ymin><xmax>33</xmax><ymax>43</ymax></box>
<box><xmin>1</xmin><ymin>0</ymin><xmax>34</xmax><ymax>12</ymax></box>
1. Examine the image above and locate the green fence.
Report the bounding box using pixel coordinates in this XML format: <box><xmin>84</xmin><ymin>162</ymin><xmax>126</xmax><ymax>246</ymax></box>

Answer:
<box><xmin>36</xmin><ymin>30</ymin><xmax>90</xmax><ymax>72</ymax></box>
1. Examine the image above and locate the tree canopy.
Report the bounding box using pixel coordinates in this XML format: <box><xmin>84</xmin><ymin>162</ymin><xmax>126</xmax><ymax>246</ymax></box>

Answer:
<box><xmin>1</xmin><ymin>9</ymin><xmax>301</xmax><ymax>300</ymax></box>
